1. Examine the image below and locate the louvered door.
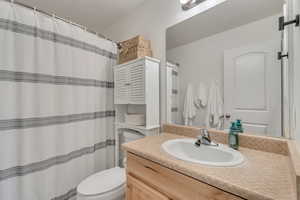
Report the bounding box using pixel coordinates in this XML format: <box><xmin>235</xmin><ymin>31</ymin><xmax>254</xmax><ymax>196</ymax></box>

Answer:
<box><xmin>129</xmin><ymin>64</ymin><xmax>145</xmax><ymax>104</ymax></box>
<box><xmin>115</xmin><ymin>66</ymin><xmax>130</xmax><ymax>104</ymax></box>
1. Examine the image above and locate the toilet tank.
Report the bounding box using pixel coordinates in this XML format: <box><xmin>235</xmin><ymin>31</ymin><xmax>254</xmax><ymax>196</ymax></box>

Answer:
<box><xmin>119</xmin><ymin>130</ymin><xmax>144</xmax><ymax>167</ymax></box>
<box><xmin>123</xmin><ymin>131</ymin><xmax>144</xmax><ymax>143</ymax></box>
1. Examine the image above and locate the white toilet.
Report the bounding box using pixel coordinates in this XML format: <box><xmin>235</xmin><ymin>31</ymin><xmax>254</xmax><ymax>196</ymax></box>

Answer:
<box><xmin>76</xmin><ymin>131</ymin><xmax>143</xmax><ymax>200</ymax></box>
<box><xmin>77</xmin><ymin>167</ymin><xmax>126</xmax><ymax>200</ymax></box>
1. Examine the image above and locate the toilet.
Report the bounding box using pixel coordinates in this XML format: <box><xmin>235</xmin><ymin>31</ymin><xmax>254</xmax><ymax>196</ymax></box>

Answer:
<box><xmin>76</xmin><ymin>131</ymin><xmax>143</xmax><ymax>200</ymax></box>
<box><xmin>77</xmin><ymin>167</ymin><xmax>126</xmax><ymax>200</ymax></box>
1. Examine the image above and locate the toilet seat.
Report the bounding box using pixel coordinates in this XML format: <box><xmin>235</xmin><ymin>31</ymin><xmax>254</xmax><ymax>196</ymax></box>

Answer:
<box><xmin>77</xmin><ymin>167</ymin><xmax>126</xmax><ymax>197</ymax></box>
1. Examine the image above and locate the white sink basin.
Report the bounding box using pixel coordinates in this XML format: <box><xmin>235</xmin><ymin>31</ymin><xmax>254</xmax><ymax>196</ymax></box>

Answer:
<box><xmin>162</xmin><ymin>138</ymin><xmax>244</xmax><ymax>167</ymax></box>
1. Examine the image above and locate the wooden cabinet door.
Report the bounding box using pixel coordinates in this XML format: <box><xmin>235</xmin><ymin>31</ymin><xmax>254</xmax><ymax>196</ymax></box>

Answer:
<box><xmin>126</xmin><ymin>175</ymin><xmax>170</xmax><ymax>200</ymax></box>
<box><xmin>127</xmin><ymin>153</ymin><xmax>245</xmax><ymax>200</ymax></box>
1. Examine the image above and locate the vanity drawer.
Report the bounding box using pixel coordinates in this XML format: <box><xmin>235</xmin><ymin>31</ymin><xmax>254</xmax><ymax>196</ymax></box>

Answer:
<box><xmin>126</xmin><ymin>175</ymin><xmax>170</xmax><ymax>200</ymax></box>
<box><xmin>127</xmin><ymin>153</ymin><xmax>244</xmax><ymax>200</ymax></box>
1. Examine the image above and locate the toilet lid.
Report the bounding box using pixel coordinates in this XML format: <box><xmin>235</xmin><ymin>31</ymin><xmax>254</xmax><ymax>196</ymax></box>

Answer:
<box><xmin>77</xmin><ymin>167</ymin><xmax>126</xmax><ymax>196</ymax></box>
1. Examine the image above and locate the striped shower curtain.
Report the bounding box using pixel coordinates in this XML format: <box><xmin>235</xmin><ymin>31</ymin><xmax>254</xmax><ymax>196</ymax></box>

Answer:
<box><xmin>171</xmin><ymin>66</ymin><xmax>179</xmax><ymax>124</ymax></box>
<box><xmin>0</xmin><ymin>1</ymin><xmax>116</xmax><ymax>200</ymax></box>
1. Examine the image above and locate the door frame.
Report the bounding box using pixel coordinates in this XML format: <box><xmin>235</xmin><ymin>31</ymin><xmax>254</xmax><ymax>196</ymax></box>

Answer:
<box><xmin>285</xmin><ymin>0</ymin><xmax>297</xmax><ymax>139</ymax></box>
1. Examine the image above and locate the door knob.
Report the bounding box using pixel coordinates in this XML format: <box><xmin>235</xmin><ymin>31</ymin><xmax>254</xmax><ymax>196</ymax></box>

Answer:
<box><xmin>225</xmin><ymin>114</ymin><xmax>231</xmax><ymax>120</ymax></box>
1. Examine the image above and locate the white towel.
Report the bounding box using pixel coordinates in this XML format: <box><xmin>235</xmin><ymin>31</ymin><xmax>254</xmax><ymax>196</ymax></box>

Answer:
<box><xmin>194</xmin><ymin>82</ymin><xmax>207</xmax><ymax>108</ymax></box>
<box><xmin>206</xmin><ymin>81</ymin><xmax>223</xmax><ymax>128</ymax></box>
<box><xmin>183</xmin><ymin>84</ymin><xmax>196</xmax><ymax>126</ymax></box>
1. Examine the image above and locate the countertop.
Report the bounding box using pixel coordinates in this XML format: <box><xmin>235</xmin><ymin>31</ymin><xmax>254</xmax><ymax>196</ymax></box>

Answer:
<box><xmin>123</xmin><ymin>133</ymin><xmax>297</xmax><ymax>200</ymax></box>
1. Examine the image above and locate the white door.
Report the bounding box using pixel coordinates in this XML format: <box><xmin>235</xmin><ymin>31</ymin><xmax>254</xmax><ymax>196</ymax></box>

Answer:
<box><xmin>282</xmin><ymin>3</ymin><xmax>291</xmax><ymax>138</ymax></box>
<box><xmin>289</xmin><ymin>0</ymin><xmax>300</xmax><ymax>139</ymax></box>
<box><xmin>224</xmin><ymin>41</ymin><xmax>282</xmax><ymax>137</ymax></box>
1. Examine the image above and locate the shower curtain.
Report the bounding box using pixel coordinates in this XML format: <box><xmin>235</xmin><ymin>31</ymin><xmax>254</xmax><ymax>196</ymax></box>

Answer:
<box><xmin>166</xmin><ymin>62</ymin><xmax>179</xmax><ymax>124</ymax></box>
<box><xmin>0</xmin><ymin>1</ymin><xmax>117</xmax><ymax>200</ymax></box>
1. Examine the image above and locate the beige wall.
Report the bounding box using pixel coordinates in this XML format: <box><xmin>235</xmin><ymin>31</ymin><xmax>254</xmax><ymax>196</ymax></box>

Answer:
<box><xmin>103</xmin><ymin>0</ymin><xmax>227</xmax><ymax>123</ymax></box>
<box><xmin>103</xmin><ymin>0</ymin><xmax>226</xmax><ymax>59</ymax></box>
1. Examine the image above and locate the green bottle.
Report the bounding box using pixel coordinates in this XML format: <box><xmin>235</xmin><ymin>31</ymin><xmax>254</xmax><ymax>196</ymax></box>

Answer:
<box><xmin>228</xmin><ymin>122</ymin><xmax>239</xmax><ymax>150</ymax></box>
<box><xmin>236</xmin><ymin>119</ymin><xmax>244</xmax><ymax>133</ymax></box>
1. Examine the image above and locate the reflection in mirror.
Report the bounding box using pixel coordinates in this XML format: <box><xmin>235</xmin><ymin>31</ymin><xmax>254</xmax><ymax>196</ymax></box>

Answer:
<box><xmin>166</xmin><ymin>0</ymin><xmax>288</xmax><ymax>138</ymax></box>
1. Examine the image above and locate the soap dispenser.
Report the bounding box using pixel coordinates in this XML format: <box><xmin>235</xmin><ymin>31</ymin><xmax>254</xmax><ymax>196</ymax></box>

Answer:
<box><xmin>236</xmin><ymin>119</ymin><xmax>244</xmax><ymax>133</ymax></box>
<box><xmin>228</xmin><ymin>122</ymin><xmax>239</xmax><ymax>150</ymax></box>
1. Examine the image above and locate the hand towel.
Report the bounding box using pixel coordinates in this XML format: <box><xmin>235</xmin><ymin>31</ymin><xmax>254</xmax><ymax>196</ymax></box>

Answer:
<box><xmin>206</xmin><ymin>81</ymin><xmax>223</xmax><ymax>128</ymax></box>
<box><xmin>194</xmin><ymin>82</ymin><xmax>207</xmax><ymax>108</ymax></box>
<box><xmin>183</xmin><ymin>84</ymin><xmax>196</xmax><ymax>126</ymax></box>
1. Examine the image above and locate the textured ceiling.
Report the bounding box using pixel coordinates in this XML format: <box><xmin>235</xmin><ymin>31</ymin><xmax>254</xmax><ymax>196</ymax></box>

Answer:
<box><xmin>16</xmin><ymin>0</ymin><xmax>146</xmax><ymax>33</ymax></box>
<box><xmin>167</xmin><ymin>0</ymin><xmax>284</xmax><ymax>50</ymax></box>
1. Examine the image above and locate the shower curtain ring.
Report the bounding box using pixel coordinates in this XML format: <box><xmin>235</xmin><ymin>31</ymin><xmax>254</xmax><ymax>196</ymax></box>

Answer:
<box><xmin>33</xmin><ymin>6</ymin><xmax>37</xmax><ymax>15</ymax></box>
<box><xmin>10</xmin><ymin>0</ymin><xmax>15</xmax><ymax>9</ymax></box>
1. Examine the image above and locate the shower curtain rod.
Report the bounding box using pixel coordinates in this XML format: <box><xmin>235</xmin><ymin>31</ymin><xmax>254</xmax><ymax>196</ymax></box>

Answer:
<box><xmin>167</xmin><ymin>61</ymin><xmax>180</xmax><ymax>67</ymax></box>
<box><xmin>3</xmin><ymin>0</ymin><xmax>116</xmax><ymax>44</ymax></box>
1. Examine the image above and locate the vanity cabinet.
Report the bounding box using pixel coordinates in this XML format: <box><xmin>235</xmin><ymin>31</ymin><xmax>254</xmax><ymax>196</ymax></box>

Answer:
<box><xmin>126</xmin><ymin>153</ymin><xmax>244</xmax><ymax>200</ymax></box>
<box><xmin>126</xmin><ymin>175</ymin><xmax>170</xmax><ymax>200</ymax></box>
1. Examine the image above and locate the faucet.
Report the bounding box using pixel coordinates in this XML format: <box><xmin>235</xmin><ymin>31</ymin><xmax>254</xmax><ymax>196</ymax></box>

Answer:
<box><xmin>195</xmin><ymin>128</ymin><xmax>219</xmax><ymax>147</ymax></box>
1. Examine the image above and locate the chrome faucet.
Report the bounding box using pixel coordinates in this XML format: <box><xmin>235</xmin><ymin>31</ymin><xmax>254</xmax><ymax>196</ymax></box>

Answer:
<box><xmin>195</xmin><ymin>128</ymin><xmax>219</xmax><ymax>147</ymax></box>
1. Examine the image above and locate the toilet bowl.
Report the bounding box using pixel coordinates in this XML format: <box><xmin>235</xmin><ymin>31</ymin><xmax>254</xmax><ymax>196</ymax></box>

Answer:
<box><xmin>77</xmin><ymin>130</ymin><xmax>143</xmax><ymax>200</ymax></box>
<box><xmin>77</xmin><ymin>167</ymin><xmax>126</xmax><ymax>200</ymax></box>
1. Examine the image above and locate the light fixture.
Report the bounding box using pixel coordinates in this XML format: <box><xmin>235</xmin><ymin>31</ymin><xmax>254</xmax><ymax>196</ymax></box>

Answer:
<box><xmin>180</xmin><ymin>0</ymin><xmax>193</xmax><ymax>4</ymax></box>
<box><xmin>180</xmin><ymin>0</ymin><xmax>207</xmax><ymax>10</ymax></box>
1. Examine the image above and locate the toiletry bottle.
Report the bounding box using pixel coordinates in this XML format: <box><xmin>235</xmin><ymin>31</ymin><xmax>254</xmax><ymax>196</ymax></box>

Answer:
<box><xmin>236</xmin><ymin>119</ymin><xmax>244</xmax><ymax>133</ymax></box>
<box><xmin>228</xmin><ymin>122</ymin><xmax>239</xmax><ymax>150</ymax></box>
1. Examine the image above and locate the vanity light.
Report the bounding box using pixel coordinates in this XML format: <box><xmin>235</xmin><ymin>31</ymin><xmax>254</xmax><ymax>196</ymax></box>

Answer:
<box><xmin>180</xmin><ymin>0</ymin><xmax>207</xmax><ymax>10</ymax></box>
<box><xmin>180</xmin><ymin>0</ymin><xmax>193</xmax><ymax>4</ymax></box>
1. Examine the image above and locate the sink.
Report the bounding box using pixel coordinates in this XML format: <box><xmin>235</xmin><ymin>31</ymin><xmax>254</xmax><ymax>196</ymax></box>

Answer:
<box><xmin>162</xmin><ymin>138</ymin><xmax>244</xmax><ymax>167</ymax></box>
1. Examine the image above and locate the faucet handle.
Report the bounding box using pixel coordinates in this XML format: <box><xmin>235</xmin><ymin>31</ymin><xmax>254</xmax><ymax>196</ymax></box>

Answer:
<box><xmin>200</xmin><ymin>128</ymin><xmax>210</xmax><ymax>138</ymax></box>
<box><xmin>198</xmin><ymin>128</ymin><xmax>211</xmax><ymax>144</ymax></box>
<box><xmin>196</xmin><ymin>128</ymin><xmax>219</xmax><ymax>147</ymax></box>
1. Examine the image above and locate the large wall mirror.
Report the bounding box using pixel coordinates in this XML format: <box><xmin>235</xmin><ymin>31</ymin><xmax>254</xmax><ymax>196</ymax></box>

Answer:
<box><xmin>165</xmin><ymin>0</ymin><xmax>290</xmax><ymax>138</ymax></box>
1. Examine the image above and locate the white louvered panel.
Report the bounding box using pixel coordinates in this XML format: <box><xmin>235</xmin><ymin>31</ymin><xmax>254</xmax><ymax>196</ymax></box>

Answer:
<box><xmin>129</xmin><ymin>65</ymin><xmax>145</xmax><ymax>104</ymax></box>
<box><xmin>114</xmin><ymin>66</ymin><xmax>129</xmax><ymax>104</ymax></box>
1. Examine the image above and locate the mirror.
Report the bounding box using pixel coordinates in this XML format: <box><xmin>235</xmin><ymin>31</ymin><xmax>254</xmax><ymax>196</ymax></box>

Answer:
<box><xmin>165</xmin><ymin>0</ymin><xmax>288</xmax><ymax>138</ymax></box>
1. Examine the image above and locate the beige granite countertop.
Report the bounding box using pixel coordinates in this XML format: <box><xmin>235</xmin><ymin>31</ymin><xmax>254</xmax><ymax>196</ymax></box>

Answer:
<box><xmin>123</xmin><ymin>133</ymin><xmax>297</xmax><ymax>200</ymax></box>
